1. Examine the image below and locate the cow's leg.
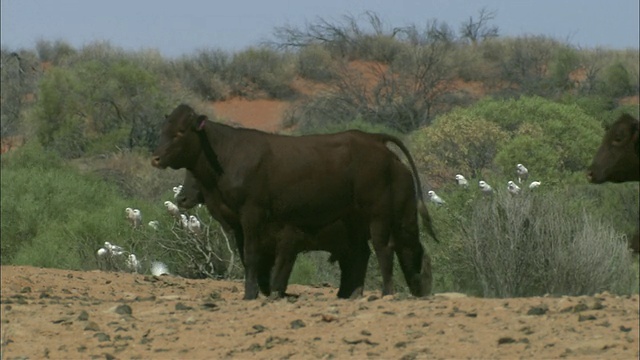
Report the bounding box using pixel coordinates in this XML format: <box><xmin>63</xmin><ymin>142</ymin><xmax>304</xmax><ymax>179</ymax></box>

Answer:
<box><xmin>270</xmin><ymin>248</ymin><xmax>297</xmax><ymax>299</ymax></box>
<box><xmin>369</xmin><ymin>220</ymin><xmax>395</xmax><ymax>296</ymax></box>
<box><xmin>393</xmin><ymin>224</ymin><xmax>432</xmax><ymax>297</ymax></box>
<box><xmin>232</xmin><ymin>228</ymin><xmax>272</xmax><ymax>295</ymax></box>
<box><xmin>240</xmin><ymin>208</ymin><xmax>265</xmax><ymax>300</ymax></box>
<box><xmin>257</xmin><ymin>255</ymin><xmax>274</xmax><ymax>296</ymax></box>
<box><xmin>336</xmin><ymin>241</ymin><xmax>370</xmax><ymax>299</ymax></box>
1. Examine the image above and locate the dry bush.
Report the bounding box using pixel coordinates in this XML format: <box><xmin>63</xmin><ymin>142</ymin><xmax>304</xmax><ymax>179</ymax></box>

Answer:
<box><xmin>464</xmin><ymin>190</ymin><xmax>636</xmax><ymax>297</ymax></box>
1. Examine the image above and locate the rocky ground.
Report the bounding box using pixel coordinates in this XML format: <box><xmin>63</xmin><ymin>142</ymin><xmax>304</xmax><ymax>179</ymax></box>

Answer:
<box><xmin>1</xmin><ymin>265</ymin><xmax>638</xmax><ymax>359</ymax></box>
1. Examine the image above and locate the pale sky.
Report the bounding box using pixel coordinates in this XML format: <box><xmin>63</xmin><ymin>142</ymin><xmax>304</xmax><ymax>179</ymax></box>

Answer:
<box><xmin>1</xmin><ymin>0</ymin><xmax>638</xmax><ymax>58</ymax></box>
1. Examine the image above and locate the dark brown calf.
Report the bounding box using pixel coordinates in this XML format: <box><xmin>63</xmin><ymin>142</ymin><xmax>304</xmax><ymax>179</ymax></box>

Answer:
<box><xmin>176</xmin><ymin>170</ymin><xmax>370</xmax><ymax>299</ymax></box>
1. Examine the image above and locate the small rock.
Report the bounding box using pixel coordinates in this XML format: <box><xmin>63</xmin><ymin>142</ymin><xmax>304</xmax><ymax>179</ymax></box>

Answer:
<box><xmin>175</xmin><ymin>302</ymin><xmax>193</xmax><ymax>311</ymax></box>
<box><xmin>201</xmin><ymin>302</ymin><xmax>219</xmax><ymax>311</ymax></box>
<box><xmin>361</xmin><ymin>330</ymin><xmax>372</xmax><ymax>336</ymax></box>
<box><xmin>115</xmin><ymin>304</ymin><xmax>132</xmax><ymax>315</ymax></box>
<box><xmin>20</xmin><ymin>286</ymin><xmax>31</xmax><ymax>293</ymax></box>
<box><xmin>321</xmin><ymin>314</ymin><xmax>337</xmax><ymax>322</ymax></box>
<box><xmin>290</xmin><ymin>319</ymin><xmax>306</xmax><ymax>329</ymax></box>
<box><xmin>105</xmin><ymin>353</ymin><xmax>116</xmax><ymax>360</ymax></box>
<box><xmin>94</xmin><ymin>332</ymin><xmax>111</xmax><ymax>342</ymax></box>
<box><xmin>77</xmin><ymin>310</ymin><xmax>89</xmax><ymax>321</ymax></box>
<box><xmin>498</xmin><ymin>337</ymin><xmax>516</xmax><ymax>345</ymax></box>
<box><xmin>619</xmin><ymin>325</ymin><xmax>632</xmax><ymax>332</ymax></box>
<box><xmin>527</xmin><ymin>305</ymin><xmax>548</xmax><ymax>316</ymax></box>
<box><xmin>367</xmin><ymin>295</ymin><xmax>379</xmax><ymax>302</ymax></box>
<box><xmin>84</xmin><ymin>321</ymin><xmax>101</xmax><ymax>332</ymax></box>
<box><xmin>578</xmin><ymin>314</ymin><xmax>597</xmax><ymax>322</ymax></box>
<box><xmin>183</xmin><ymin>317</ymin><xmax>196</xmax><ymax>325</ymax></box>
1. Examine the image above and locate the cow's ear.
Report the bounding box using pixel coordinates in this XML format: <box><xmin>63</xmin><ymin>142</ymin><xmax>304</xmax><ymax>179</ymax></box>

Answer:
<box><xmin>194</xmin><ymin>115</ymin><xmax>208</xmax><ymax>131</ymax></box>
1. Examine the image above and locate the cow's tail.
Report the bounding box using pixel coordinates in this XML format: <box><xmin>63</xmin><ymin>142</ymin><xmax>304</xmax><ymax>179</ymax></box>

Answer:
<box><xmin>380</xmin><ymin>134</ymin><xmax>439</xmax><ymax>243</ymax></box>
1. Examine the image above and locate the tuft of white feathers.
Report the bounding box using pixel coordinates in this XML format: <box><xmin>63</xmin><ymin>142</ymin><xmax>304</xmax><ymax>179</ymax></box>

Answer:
<box><xmin>97</xmin><ymin>248</ymin><xmax>108</xmax><ymax>257</ymax></box>
<box><xmin>150</xmin><ymin>261</ymin><xmax>170</xmax><ymax>276</ymax></box>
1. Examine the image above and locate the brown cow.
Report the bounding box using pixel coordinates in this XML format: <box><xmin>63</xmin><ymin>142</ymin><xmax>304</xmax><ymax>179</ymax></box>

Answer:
<box><xmin>176</xmin><ymin>170</ymin><xmax>370</xmax><ymax>299</ymax></box>
<box><xmin>587</xmin><ymin>113</ymin><xmax>639</xmax><ymax>252</ymax></box>
<box><xmin>151</xmin><ymin>104</ymin><xmax>437</xmax><ymax>300</ymax></box>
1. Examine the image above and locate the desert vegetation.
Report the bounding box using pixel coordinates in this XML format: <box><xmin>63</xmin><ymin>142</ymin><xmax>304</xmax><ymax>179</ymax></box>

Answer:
<box><xmin>1</xmin><ymin>10</ymin><xmax>638</xmax><ymax>298</ymax></box>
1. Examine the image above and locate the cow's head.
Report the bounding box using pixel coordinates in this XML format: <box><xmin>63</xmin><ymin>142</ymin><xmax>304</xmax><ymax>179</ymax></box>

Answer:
<box><xmin>151</xmin><ymin>104</ymin><xmax>207</xmax><ymax>170</ymax></box>
<box><xmin>587</xmin><ymin>113</ymin><xmax>640</xmax><ymax>183</ymax></box>
<box><xmin>175</xmin><ymin>171</ymin><xmax>205</xmax><ymax>210</ymax></box>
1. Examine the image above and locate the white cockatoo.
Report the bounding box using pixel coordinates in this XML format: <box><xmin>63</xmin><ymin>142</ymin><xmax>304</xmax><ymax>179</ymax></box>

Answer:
<box><xmin>148</xmin><ymin>220</ymin><xmax>160</xmax><ymax>230</ymax></box>
<box><xmin>97</xmin><ymin>248</ymin><xmax>108</xmax><ymax>257</ymax></box>
<box><xmin>104</xmin><ymin>241</ymin><xmax>125</xmax><ymax>256</ymax></box>
<box><xmin>427</xmin><ymin>190</ymin><xmax>445</xmax><ymax>206</ymax></box>
<box><xmin>180</xmin><ymin>214</ymin><xmax>189</xmax><ymax>229</ymax></box>
<box><xmin>479</xmin><ymin>180</ymin><xmax>493</xmax><ymax>194</ymax></box>
<box><xmin>164</xmin><ymin>201</ymin><xmax>181</xmax><ymax>220</ymax></box>
<box><xmin>507</xmin><ymin>180</ymin><xmax>521</xmax><ymax>195</ymax></box>
<box><xmin>455</xmin><ymin>174</ymin><xmax>469</xmax><ymax>188</ymax></box>
<box><xmin>528</xmin><ymin>181</ymin><xmax>541</xmax><ymax>189</ymax></box>
<box><xmin>516</xmin><ymin>163</ymin><xmax>529</xmax><ymax>184</ymax></box>
<box><xmin>125</xmin><ymin>208</ymin><xmax>142</xmax><ymax>228</ymax></box>
<box><xmin>188</xmin><ymin>215</ymin><xmax>202</xmax><ymax>234</ymax></box>
<box><xmin>172</xmin><ymin>185</ymin><xmax>183</xmax><ymax>199</ymax></box>
<box><xmin>126</xmin><ymin>254</ymin><xmax>141</xmax><ymax>273</ymax></box>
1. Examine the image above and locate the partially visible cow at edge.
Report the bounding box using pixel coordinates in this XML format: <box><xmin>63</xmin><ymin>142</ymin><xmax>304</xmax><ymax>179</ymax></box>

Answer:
<box><xmin>151</xmin><ymin>104</ymin><xmax>438</xmax><ymax>300</ymax></box>
<box><xmin>176</xmin><ymin>170</ymin><xmax>370</xmax><ymax>299</ymax></box>
<box><xmin>587</xmin><ymin>113</ymin><xmax>639</xmax><ymax>253</ymax></box>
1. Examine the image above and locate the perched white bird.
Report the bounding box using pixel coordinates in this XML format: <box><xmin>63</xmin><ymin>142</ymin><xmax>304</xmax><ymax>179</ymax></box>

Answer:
<box><xmin>529</xmin><ymin>181</ymin><xmax>541</xmax><ymax>189</ymax></box>
<box><xmin>455</xmin><ymin>174</ymin><xmax>469</xmax><ymax>188</ymax></box>
<box><xmin>104</xmin><ymin>241</ymin><xmax>125</xmax><ymax>255</ymax></box>
<box><xmin>479</xmin><ymin>180</ymin><xmax>493</xmax><ymax>194</ymax></box>
<box><xmin>172</xmin><ymin>185</ymin><xmax>183</xmax><ymax>199</ymax></box>
<box><xmin>97</xmin><ymin>248</ymin><xmax>108</xmax><ymax>257</ymax></box>
<box><xmin>180</xmin><ymin>214</ymin><xmax>189</xmax><ymax>229</ymax></box>
<box><xmin>516</xmin><ymin>163</ymin><xmax>529</xmax><ymax>184</ymax></box>
<box><xmin>148</xmin><ymin>220</ymin><xmax>160</xmax><ymax>230</ymax></box>
<box><xmin>125</xmin><ymin>208</ymin><xmax>142</xmax><ymax>228</ymax></box>
<box><xmin>150</xmin><ymin>261</ymin><xmax>170</xmax><ymax>276</ymax></box>
<box><xmin>188</xmin><ymin>215</ymin><xmax>202</xmax><ymax>234</ymax></box>
<box><xmin>126</xmin><ymin>254</ymin><xmax>141</xmax><ymax>273</ymax></box>
<box><xmin>427</xmin><ymin>190</ymin><xmax>445</xmax><ymax>206</ymax></box>
<box><xmin>507</xmin><ymin>180</ymin><xmax>521</xmax><ymax>195</ymax></box>
<box><xmin>164</xmin><ymin>201</ymin><xmax>181</xmax><ymax>220</ymax></box>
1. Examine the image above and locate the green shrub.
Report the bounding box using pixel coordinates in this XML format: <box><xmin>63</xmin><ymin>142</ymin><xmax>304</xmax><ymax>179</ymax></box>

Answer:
<box><xmin>599</xmin><ymin>62</ymin><xmax>634</xmax><ymax>98</ymax></box>
<box><xmin>296</xmin><ymin>44</ymin><xmax>336</xmax><ymax>82</ymax></box>
<box><xmin>227</xmin><ymin>47</ymin><xmax>296</xmax><ymax>99</ymax></box>
<box><xmin>462</xmin><ymin>190</ymin><xmax>636</xmax><ymax>297</ymax></box>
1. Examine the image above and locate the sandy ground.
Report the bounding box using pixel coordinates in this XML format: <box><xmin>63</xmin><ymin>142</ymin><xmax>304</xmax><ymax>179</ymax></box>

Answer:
<box><xmin>1</xmin><ymin>265</ymin><xmax>638</xmax><ymax>360</ymax></box>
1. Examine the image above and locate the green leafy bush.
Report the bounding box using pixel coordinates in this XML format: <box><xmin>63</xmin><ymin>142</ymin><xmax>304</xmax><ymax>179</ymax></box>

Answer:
<box><xmin>462</xmin><ymin>190</ymin><xmax>636</xmax><ymax>297</ymax></box>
